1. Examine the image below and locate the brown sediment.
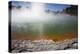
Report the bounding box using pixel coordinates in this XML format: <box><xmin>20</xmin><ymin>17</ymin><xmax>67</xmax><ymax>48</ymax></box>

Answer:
<box><xmin>11</xmin><ymin>32</ymin><xmax>78</xmax><ymax>42</ymax></box>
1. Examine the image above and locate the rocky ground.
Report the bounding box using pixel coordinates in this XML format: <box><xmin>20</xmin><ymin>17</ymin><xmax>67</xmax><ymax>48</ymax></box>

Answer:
<box><xmin>10</xmin><ymin>38</ymin><xmax>78</xmax><ymax>53</ymax></box>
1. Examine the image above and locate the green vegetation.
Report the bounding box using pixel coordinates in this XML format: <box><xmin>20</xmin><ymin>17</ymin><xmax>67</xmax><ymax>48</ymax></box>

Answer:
<box><xmin>63</xmin><ymin>5</ymin><xmax>78</xmax><ymax>16</ymax></box>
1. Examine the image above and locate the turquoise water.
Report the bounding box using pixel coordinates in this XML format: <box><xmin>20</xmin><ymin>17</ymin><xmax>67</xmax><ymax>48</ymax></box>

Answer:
<box><xmin>11</xmin><ymin>13</ymin><xmax>78</xmax><ymax>36</ymax></box>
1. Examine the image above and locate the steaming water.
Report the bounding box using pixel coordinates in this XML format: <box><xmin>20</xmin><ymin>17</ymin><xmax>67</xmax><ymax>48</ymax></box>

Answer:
<box><xmin>11</xmin><ymin>3</ymin><xmax>77</xmax><ymax>37</ymax></box>
<box><xmin>11</xmin><ymin>3</ymin><xmax>77</xmax><ymax>23</ymax></box>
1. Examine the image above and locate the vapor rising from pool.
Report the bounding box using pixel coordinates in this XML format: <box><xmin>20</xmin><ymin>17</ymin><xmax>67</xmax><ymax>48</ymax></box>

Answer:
<box><xmin>10</xmin><ymin>2</ymin><xmax>78</xmax><ymax>53</ymax></box>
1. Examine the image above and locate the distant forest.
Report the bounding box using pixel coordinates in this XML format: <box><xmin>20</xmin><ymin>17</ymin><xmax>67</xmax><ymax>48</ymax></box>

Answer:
<box><xmin>63</xmin><ymin>5</ymin><xmax>78</xmax><ymax>16</ymax></box>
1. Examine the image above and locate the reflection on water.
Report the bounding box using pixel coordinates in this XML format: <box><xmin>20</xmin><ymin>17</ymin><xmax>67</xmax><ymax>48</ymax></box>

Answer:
<box><xmin>38</xmin><ymin>23</ymin><xmax>44</xmax><ymax>37</ymax></box>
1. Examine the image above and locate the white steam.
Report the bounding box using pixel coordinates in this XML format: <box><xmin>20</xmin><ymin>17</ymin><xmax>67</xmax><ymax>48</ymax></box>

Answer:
<box><xmin>11</xmin><ymin>3</ymin><xmax>77</xmax><ymax>23</ymax></box>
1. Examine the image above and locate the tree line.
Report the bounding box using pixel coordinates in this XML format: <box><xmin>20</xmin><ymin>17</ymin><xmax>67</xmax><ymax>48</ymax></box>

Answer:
<box><xmin>63</xmin><ymin>5</ymin><xmax>78</xmax><ymax>16</ymax></box>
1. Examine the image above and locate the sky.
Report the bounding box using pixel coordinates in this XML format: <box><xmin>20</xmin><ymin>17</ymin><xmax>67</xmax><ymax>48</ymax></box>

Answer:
<box><xmin>11</xmin><ymin>1</ymin><xmax>70</xmax><ymax>12</ymax></box>
<box><xmin>12</xmin><ymin>1</ymin><xmax>31</xmax><ymax>8</ymax></box>
<box><xmin>46</xmin><ymin>3</ymin><xmax>70</xmax><ymax>11</ymax></box>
